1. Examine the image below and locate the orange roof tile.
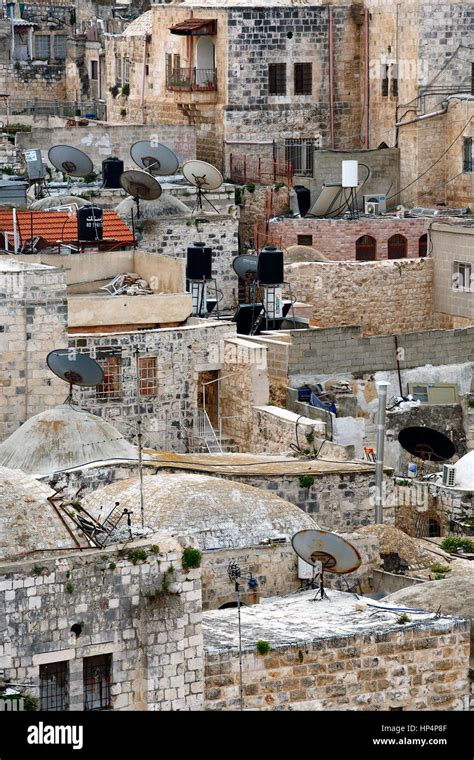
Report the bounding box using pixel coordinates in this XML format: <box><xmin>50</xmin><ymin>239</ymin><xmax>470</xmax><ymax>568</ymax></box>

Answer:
<box><xmin>0</xmin><ymin>210</ymin><xmax>134</xmax><ymax>247</ymax></box>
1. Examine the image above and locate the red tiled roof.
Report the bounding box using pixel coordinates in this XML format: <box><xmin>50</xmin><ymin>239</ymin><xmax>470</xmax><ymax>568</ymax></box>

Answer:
<box><xmin>0</xmin><ymin>210</ymin><xmax>134</xmax><ymax>247</ymax></box>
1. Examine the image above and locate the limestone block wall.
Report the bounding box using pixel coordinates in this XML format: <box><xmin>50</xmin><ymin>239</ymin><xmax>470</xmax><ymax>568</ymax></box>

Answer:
<box><xmin>0</xmin><ymin>262</ymin><xmax>68</xmax><ymax>442</ymax></box>
<box><xmin>250</xmin><ymin>405</ymin><xmax>327</xmax><ymax>455</ymax></box>
<box><xmin>70</xmin><ymin>320</ymin><xmax>236</xmax><ymax>452</ymax></box>
<box><xmin>432</xmin><ymin>223</ymin><xmax>474</xmax><ymax>325</ymax></box>
<box><xmin>0</xmin><ymin>537</ymin><xmax>204</xmax><ymax>711</ymax></box>
<box><xmin>204</xmin><ymin>617</ymin><xmax>470</xmax><ymax>711</ymax></box>
<box><xmin>0</xmin><ymin>62</ymin><xmax>67</xmax><ymax>102</ymax></box>
<box><xmin>268</xmin><ymin>216</ymin><xmax>432</xmax><ymax>260</ymax></box>
<box><xmin>285</xmin><ymin>258</ymin><xmax>435</xmax><ymax>336</ymax></box>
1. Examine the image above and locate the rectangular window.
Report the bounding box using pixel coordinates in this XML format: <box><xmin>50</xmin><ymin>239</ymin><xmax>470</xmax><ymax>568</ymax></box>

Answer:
<box><xmin>463</xmin><ymin>137</ymin><xmax>472</xmax><ymax>173</ymax></box>
<box><xmin>138</xmin><ymin>356</ymin><xmax>158</xmax><ymax>397</ymax></box>
<box><xmin>284</xmin><ymin>138</ymin><xmax>317</xmax><ymax>176</ymax></box>
<box><xmin>96</xmin><ymin>352</ymin><xmax>122</xmax><ymax>401</ymax></box>
<box><xmin>54</xmin><ymin>35</ymin><xmax>67</xmax><ymax>60</ymax></box>
<box><xmin>115</xmin><ymin>55</ymin><xmax>122</xmax><ymax>87</ymax></box>
<box><xmin>83</xmin><ymin>655</ymin><xmax>112</xmax><ymax>711</ymax></box>
<box><xmin>123</xmin><ymin>58</ymin><xmax>130</xmax><ymax>84</ymax></box>
<box><xmin>408</xmin><ymin>383</ymin><xmax>458</xmax><ymax>404</ymax></box>
<box><xmin>39</xmin><ymin>661</ymin><xmax>69</xmax><ymax>711</ymax></box>
<box><xmin>268</xmin><ymin>63</ymin><xmax>286</xmax><ymax>95</ymax></box>
<box><xmin>297</xmin><ymin>234</ymin><xmax>313</xmax><ymax>246</ymax></box>
<box><xmin>294</xmin><ymin>62</ymin><xmax>312</xmax><ymax>95</ymax></box>
<box><xmin>91</xmin><ymin>60</ymin><xmax>98</xmax><ymax>80</ymax></box>
<box><xmin>381</xmin><ymin>63</ymin><xmax>389</xmax><ymax>96</ymax></box>
<box><xmin>35</xmin><ymin>34</ymin><xmax>51</xmax><ymax>60</ymax></box>
<box><xmin>390</xmin><ymin>63</ymin><xmax>398</xmax><ymax>97</ymax></box>
<box><xmin>452</xmin><ymin>261</ymin><xmax>472</xmax><ymax>291</ymax></box>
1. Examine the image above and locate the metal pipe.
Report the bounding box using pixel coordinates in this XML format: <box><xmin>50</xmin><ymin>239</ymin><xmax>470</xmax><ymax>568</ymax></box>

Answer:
<box><xmin>374</xmin><ymin>381</ymin><xmax>390</xmax><ymax>523</ymax></box>
<box><xmin>395</xmin><ymin>107</ymin><xmax>447</xmax><ymax>128</ymax></box>
<box><xmin>141</xmin><ymin>34</ymin><xmax>148</xmax><ymax>125</ymax></box>
<box><xmin>328</xmin><ymin>8</ymin><xmax>335</xmax><ymax>149</ymax></box>
<box><xmin>364</xmin><ymin>9</ymin><xmax>370</xmax><ymax>149</ymax></box>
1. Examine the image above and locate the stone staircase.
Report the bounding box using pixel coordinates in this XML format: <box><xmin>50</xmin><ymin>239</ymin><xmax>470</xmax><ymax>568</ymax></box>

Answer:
<box><xmin>217</xmin><ymin>433</ymin><xmax>240</xmax><ymax>453</ymax></box>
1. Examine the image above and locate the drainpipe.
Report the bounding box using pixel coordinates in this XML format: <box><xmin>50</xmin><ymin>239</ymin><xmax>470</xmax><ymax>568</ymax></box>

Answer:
<box><xmin>328</xmin><ymin>8</ymin><xmax>335</xmax><ymax>149</ymax></box>
<box><xmin>13</xmin><ymin>206</ymin><xmax>19</xmax><ymax>253</ymax></box>
<box><xmin>141</xmin><ymin>34</ymin><xmax>148</xmax><ymax>125</ymax></box>
<box><xmin>374</xmin><ymin>380</ymin><xmax>390</xmax><ymax>524</ymax></box>
<box><xmin>364</xmin><ymin>9</ymin><xmax>370</xmax><ymax>149</ymax></box>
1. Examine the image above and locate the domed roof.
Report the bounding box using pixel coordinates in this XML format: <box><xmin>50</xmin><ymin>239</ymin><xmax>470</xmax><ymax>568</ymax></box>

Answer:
<box><xmin>82</xmin><ymin>472</ymin><xmax>318</xmax><ymax>550</ymax></box>
<box><xmin>453</xmin><ymin>451</ymin><xmax>474</xmax><ymax>490</ymax></box>
<box><xmin>115</xmin><ymin>193</ymin><xmax>190</xmax><ymax>222</ymax></box>
<box><xmin>0</xmin><ymin>405</ymin><xmax>138</xmax><ymax>476</ymax></box>
<box><xmin>285</xmin><ymin>245</ymin><xmax>328</xmax><ymax>263</ymax></box>
<box><xmin>0</xmin><ymin>467</ymin><xmax>83</xmax><ymax>560</ymax></box>
<box><xmin>29</xmin><ymin>195</ymin><xmax>90</xmax><ymax>211</ymax></box>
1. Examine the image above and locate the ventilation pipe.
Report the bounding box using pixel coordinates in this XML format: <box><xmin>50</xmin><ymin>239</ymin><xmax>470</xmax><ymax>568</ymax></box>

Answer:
<box><xmin>374</xmin><ymin>381</ymin><xmax>390</xmax><ymax>523</ymax></box>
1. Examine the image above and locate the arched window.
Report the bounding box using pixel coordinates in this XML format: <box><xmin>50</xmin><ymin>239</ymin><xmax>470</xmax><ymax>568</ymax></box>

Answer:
<box><xmin>419</xmin><ymin>234</ymin><xmax>428</xmax><ymax>258</ymax></box>
<box><xmin>387</xmin><ymin>234</ymin><xmax>407</xmax><ymax>259</ymax></box>
<box><xmin>355</xmin><ymin>235</ymin><xmax>376</xmax><ymax>261</ymax></box>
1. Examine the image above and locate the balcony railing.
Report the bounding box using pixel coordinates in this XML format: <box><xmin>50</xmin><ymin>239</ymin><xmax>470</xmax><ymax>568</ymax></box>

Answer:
<box><xmin>166</xmin><ymin>67</ymin><xmax>217</xmax><ymax>92</ymax></box>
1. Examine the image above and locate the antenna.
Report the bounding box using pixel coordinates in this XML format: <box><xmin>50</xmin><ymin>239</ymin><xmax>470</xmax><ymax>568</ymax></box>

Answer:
<box><xmin>48</xmin><ymin>145</ymin><xmax>94</xmax><ymax>178</ymax></box>
<box><xmin>130</xmin><ymin>140</ymin><xmax>179</xmax><ymax>176</ymax></box>
<box><xmin>120</xmin><ymin>169</ymin><xmax>162</xmax><ymax>220</ymax></box>
<box><xmin>134</xmin><ymin>346</ymin><xmax>145</xmax><ymax>529</ymax></box>
<box><xmin>46</xmin><ymin>349</ymin><xmax>104</xmax><ymax>404</ymax></box>
<box><xmin>291</xmin><ymin>529</ymin><xmax>361</xmax><ymax>601</ymax></box>
<box><xmin>227</xmin><ymin>560</ymin><xmax>244</xmax><ymax>711</ymax></box>
<box><xmin>182</xmin><ymin>160</ymin><xmax>223</xmax><ymax>214</ymax></box>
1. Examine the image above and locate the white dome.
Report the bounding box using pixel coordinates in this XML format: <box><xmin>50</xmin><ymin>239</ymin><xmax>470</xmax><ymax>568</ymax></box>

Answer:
<box><xmin>83</xmin><ymin>472</ymin><xmax>318</xmax><ymax>550</ymax></box>
<box><xmin>0</xmin><ymin>405</ymin><xmax>138</xmax><ymax>476</ymax></box>
<box><xmin>115</xmin><ymin>193</ymin><xmax>190</xmax><ymax>222</ymax></box>
<box><xmin>454</xmin><ymin>451</ymin><xmax>474</xmax><ymax>490</ymax></box>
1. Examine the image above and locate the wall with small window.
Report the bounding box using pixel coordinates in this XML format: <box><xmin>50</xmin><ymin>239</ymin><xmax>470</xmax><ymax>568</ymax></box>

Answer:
<box><xmin>431</xmin><ymin>222</ymin><xmax>474</xmax><ymax>326</ymax></box>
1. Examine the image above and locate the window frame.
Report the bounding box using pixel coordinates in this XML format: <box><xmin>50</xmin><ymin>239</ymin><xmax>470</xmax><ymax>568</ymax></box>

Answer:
<box><xmin>83</xmin><ymin>654</ymin><xmax>112</xmax><ymax>711</ymax></box>
<box><xmin>268</xmin><ymin>63</ymin><xmax>286</xmax><ymax>96</ymax></box>
<box><xmin>34</xmin><ymin>34</ymin><xmax>51</xmax><ymax>61</ymax></box>
<box><xmin>138</xmin><ymin>356</ymin><xmax>158</xmax><ymax>397</ymax></box>
<box><xmin>452</xmin><ymin>260</ymin><xmax>472</xmax><ymax>292</ymax></box>
<box><xmin>463</xmin><ymin>137</ymin><xmax>473</xmax><ymax>173</ymax></box>
<box><xmin>355</xmin><ymin>234</ymin><xmax>377</xmax><ymax>261</ymax></box>
<box><xmin>294</xmin><ymin>62</ymin><xmax>312</xmax><ymax>96</ymax></box>
<box><xmin>95</xmin><ymin>351</ymin><xmax>122</xmax><ymax>402</ymax></box>
<box><xmin>387</xmin><ymin>234</ymin><xmax>407</xmax><ymax>259</ymax></box>
<box><xmin>39</xmin><ymin>661</ymin><xmax>69</xmax><ymax>711</ymax></box>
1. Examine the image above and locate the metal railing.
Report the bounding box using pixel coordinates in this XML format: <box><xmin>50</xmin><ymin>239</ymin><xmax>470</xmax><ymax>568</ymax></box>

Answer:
<box><xmin>229</xmin><ymin>153</ymin><xmax>293</xmax><ymax>187</ymax></box>
<box><xmin>166</xmin><ymin>67</ymin><xmax>217</xmax><ymax>92</ymax></box>
<box><xmin>0</xmin><ymin>98</ymin><xmax>107</xmax><ymax>120</ymax></box>
<box><xmin>193</xmin><ymin>410</ymin><xmax>222</xmax><ymax>454</ymax></box>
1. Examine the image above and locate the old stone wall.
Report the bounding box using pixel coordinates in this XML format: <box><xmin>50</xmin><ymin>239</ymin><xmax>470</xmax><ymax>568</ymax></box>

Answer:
<box><xmin>0</xmin><ymin>62</ymin><xmax>67</xmax><ymax>101</ymax></box>
<box><xmin>239</xmin><ymin>185</ymin><xmax>290</xmax><ymax>245</ymax></box>
<box><xmin>268</xmin><ymin>216</ymin><xmax>432</xmax><ymax>260</ymax></box>
<box><xmin>432</xmin><ymin>223</ymin><xmax>474</xmax><ymax>325</ymax></box>
<box><xmin>0</xmin><ymin>261</ymin><xmax>68</xmax><ymax>442</ymax></box>
<box><xmin>250</xmin><ymin>405</ymin><xmax>326</xmax><ymax>455</ymax></box>
<box><xmin>285</xmin><ymin>258</ymin><xmax>435</xmax><ymax>335</ymax></box>
<box><xmin>204</xmin><ymin>616</ymin><xmax>470</xmax><ymax>711</ymax></box>
<box><xmin>0</xmin><ymin>537</ymin><xmax>204</xmax><ymax>711</ymax></box>
<box><xmin>70</xmin><ymin>320</ymin><xmax>236</xmax><ymax>452</ymax></box>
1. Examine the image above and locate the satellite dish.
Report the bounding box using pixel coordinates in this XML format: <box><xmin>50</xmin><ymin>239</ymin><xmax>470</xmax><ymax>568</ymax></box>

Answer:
<box><xmin>120</xmin><ymin>169</ymin><xmax>162</xmax><ymax>219</ymax></box>
<box><xmin>232</xmin><ymin>254</ymin><xmax>258</xmax><ymax>280</ymax></box>
<box><xmin>48</xmin><ymin>145</ymin><xmax>94</xmax><ymax>178</ymax></box>
<box><xmin>47</xmin><ymin>349</ymin><xmax>104</xmax><ymax>402</ymax></box>
<box><xmin>398</xmin><ymin>427</ymin><xmax>456</xmax><ymax>462</ymax></box>
<box><xmin>182</xmin><ymin>160</ymin><xmax>223</xmax><ymax>191</ymax></box>
<box><xmin>292</xmin><ymin>529</ymin><xmax>361</xmax><ymax>601</ymax></box>
<box><xmin>130</xmin><ymin>140</ymin><xmax>179</xmax><ymax>176</ymax></box>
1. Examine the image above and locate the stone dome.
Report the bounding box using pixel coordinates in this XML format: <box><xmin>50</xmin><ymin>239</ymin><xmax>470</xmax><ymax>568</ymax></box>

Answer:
<box><xmin>29</xmin><ymin>195</ymin><xmax>90</xmax><ymax>211</ymax></box>
<box><xmin>0</xmin><ymin>467</ymin><xmax>83</xmax><ymax>561</ymax></box>
<box><xmin>285</xmin><ymin>245</ymin><xmax>328</xmax><ymax>263</ymax></box>
<box><xmin>82</xmin><ymin>472</ymin><xmax>318</xmax><ymax>550</ymax></box>
<box><xmin>115</xmin><ymin>193</ymin><xmax>190</xmax><ymax>222</ymax></box>
<box><xmin>453</xmin><ymin>451</ymin><xmax>474</xmax><ymax>490</ymax></box>
<box><xmin>0</xmin><ymin>405</ymin><xmax>138</xmax><ymax>477</ymax></box>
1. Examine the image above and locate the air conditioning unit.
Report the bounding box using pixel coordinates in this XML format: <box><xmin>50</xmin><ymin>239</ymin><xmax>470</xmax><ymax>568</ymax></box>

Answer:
<box><xmin>442</xmin><ymin>464</ymin><xmax>456</xmax><ymax>487</ymax></box>
<box><xmin>364</xmin><ymin>194</ymin><xmax>386</xmax><ymax>214</ymax></box>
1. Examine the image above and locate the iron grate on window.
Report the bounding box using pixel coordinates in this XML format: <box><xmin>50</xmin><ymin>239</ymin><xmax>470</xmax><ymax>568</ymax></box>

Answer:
<box><xmin>294</xmin><ymin>62</ymin><xmax>312</xmax><ymax>95</ymax></box>
<box><xmin>39</xmin><ymin>661</ymin><xmax>69</xmax><ymax>711</ymax></box>
<box><xmin>268</xmin><ymin>63</ymin><xmax>286</xmax><ymax>95</ymax></box>
<box><xmin>84</xmin><ymin>654</ymin><xmax>112</xmax><ymax>711</ymax></box>
<box><xmin>138</xmin><ymin>356</ymin><xmax>158</xmax><ymax>397</ymax></box>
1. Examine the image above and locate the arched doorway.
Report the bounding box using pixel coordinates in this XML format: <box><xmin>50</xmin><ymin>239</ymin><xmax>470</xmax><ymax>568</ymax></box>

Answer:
<box><xmin>418</xmin><ymin>234</ymin><xmax>428</xmax><ymax>257</ymax></box>
<box><xmin>218</xmin><ymin>601</ymin><xmax>248</xmax><ymax>609</ymax></box>
<box><xmin>355</xmin><ymin>235</ymin><xmax>376</xmax><ymax>261</ymax></box>
<box><xmin>387</xmin><ymin>234</ymin><xmax>407</xmax><ymax>259</ymax></box>
<box><xmin>196</xmin><ymin>37</ymin><xmax>216</xmax><ymax>88</ymax></box>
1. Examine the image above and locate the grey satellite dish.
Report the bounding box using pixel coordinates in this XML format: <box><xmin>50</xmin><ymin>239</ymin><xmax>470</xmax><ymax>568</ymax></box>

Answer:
<box><xmin>182</xmin><ymin>160</ymin><xmax>224</xmax><ymax>213</ymax></box>
<box><xmin>48</xmin><ymin>145</ymin><xmax>94</xmax><ymax>178</ymax></box>
<box><xmin>130</xmin><ymin>140</ymin><xmax>179</xmax><ymax>177</ymax></box>
<box><xmin>47</xmin><ymin>349</ymin><xmax>104</xmax><ymax>402</ymax></box>
<box><xmin>232</xmin><ymin>254</ymin><xmax>258</xmax><ymax>280</ymax></box>
<box><xmin>292</xmin><ymin>529</ymin><xmax>361</xmax><ymax>600</ymax></box>
<box><xmin>120</xmin><ymin>169</ymin><xmax>162</xmax><ymax>219</ymax></box>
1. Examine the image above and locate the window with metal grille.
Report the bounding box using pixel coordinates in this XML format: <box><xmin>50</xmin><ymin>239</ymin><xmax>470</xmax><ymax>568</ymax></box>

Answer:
<box><xmin>390</xmin><ymin>64</ymin><xmax>398</xmax><ymax>97</ymax></box>
<box><xmin>463</xmin><ymin>137</ymin><xmax>472</xmax><ymax>173</ymax></box>
<box><xmin>96</xmin><ymin>352</ymin><xmax>122</xmax><ymax>401</ymax></box>
<box><xmin>387</xmin><ymin>234</ymin><xmax>407</xmax><ymax>259</ymax></box>
<box><xmin>297</xmin><ymin>234</ymin><xmax>313</xmax><ymax>246</ymax></box>
<box><xmin>381</xmin><ymin>64</ymin><xmax>389</xmax><ymax>96</ymax></box>
<box><xmin>471</xmin><ymin>63</ymin><xmax>474</xmax><ymax>96</ymax></box>
<box><xmin>124</xmin><ymin>58</ymin><xmax>131</xmax><ymax>84</ymax></box>
<box><xmin>54</xmin><ymin>35</ymin><xmax>67</xmax><ymax>60</ymax></box>
<box><xmin>115</xmin><ymin>55</ymin><xmax>122</xmax><ymax>87</ymax></box>
<box><xmin>91</xmin><ymin>60</ymin><xmax>98</xmax><ymax>80</ymax></box>
<box><xmin>83</xmin><ymin>654</ymin><xmax>112</xmax><ymax>711</ymax></box>
<box><xmin>139</xmin><ymin>356</ymin><xmax>157</xmax><ymax>396</ymax></box>
<box><xmin>418</xmin><ymin>233</ymin><xmax>428</xmax><ymax>258</ymax></box>
<box><xmin>294</xmin><ymin>62</ymin><xmax>312</xmax><ymax>95</ymax></box>
<box><xmin>39</xmin><ymin>661</ymin><xmax>69</xmax><ymax>711</ymax></box>
<box><xmin>355</xmin><ymin>235</ymin><xmax>376</xmax><ymax>261</ymax></box>
<box><xmin>268</xmin><ymin>63</ymin><xmax>286</xmax><ymax>95</ymax></box>
<box><xmin>452</xmin><ymin>261</ymin><xmax>472</xmax><ymax>291</ymax></box>
<box><xmin>284</xmin><ymin>138</ymin><xmax>316</xmax><ymax>176</ymax></box>
<box><xmin>35</xmin><ymin>34</ymin><xmax>51</xmax><ymax>60</ymax></box>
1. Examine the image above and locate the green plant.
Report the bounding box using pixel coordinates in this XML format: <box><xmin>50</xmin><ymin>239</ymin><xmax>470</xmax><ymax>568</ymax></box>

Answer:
<box><xmin>235</xmin><ymin>187</ymin><xmax>243</xmax><ymax>205</ymax></box>
<box><xmin>1</xmin><ymin>165</ymin><xmax>18</xmax><ymax>176</ymax></box>
<box><xmin>468</xmin><ymin>668</ymin><xmax>474</xmax><ymax>681</ymax></box>
<box><xmin>65</xmin><ymin>582</ymin><xmax>75</xmax><ymax>594</ymax></box>
<box><xmin>22</xmin><ymin>692</ymin><xmax>39</xmax><ymax>711</ymax></box>
<box><xmin>121</xmin><ymin>83</ymin><xmax>130</xmax><ymax>97</ymax></box>
<box><xmin>33</xmin><ymin>565</ymin><xmax>43</xmax><ymax>577</ymax></box>
<box><xmin>274</xmin><ymin>181</ymin><xmax>285</xmax><ymax>191</ymax></box>
<box><xmin>71</xmin><ymin>499</ymin><xmax>82</xmax><ymax>509</ymax></box>
<box><xmin>167</xmin><ymin>564</ymin><xmax>175</xmax><ymax>574</ymax></box>
<box><xmin>299</xmin><ymin>474</ymin><xmax>315</xmax><ymax>489</ymax></box>
<box><xmin>150</xmin><ymin>544</ymin><xmax>160</xmax><ymax>554</ymax></box>
<box><xmin>108</xmin><ymin>562</ymin><xmax>117</xmax><ymax>571</ymax></box>
<box><xmin>120</xmin><ymin>108</ymin><xmax>127</xmax><ymax>118</ymax></box>
<box><xmin>305</xmin><ymin>431</ymin><xmax>315</xmax><ymax>444</ymax></box>
<box><xmin>441</xmin><ymin>536</ymin><xmax>474</xmax><ymax>554</ymax></box>
<box><xmin>396</xmin><ymin>613</ymin><xmax>411</xmax><ymax>625</ymax></box>
<box><xmin>162</xmin><ymin>574</ymin><xmax>171</xmax><ymax>593</ymax></box>
<box><xmin>14</xmin><ymin>61</ymin><xmax>21</xmax><ymax>72</ymax></box>
<box><xmin>433</xmin><ymin>574</ymin><xmax>446</xmax><ymax>580</ymax></box>
<box><xmin>468</xmin><ymin>399</ymin><xmax>474</xmax><ymax>408</ymax></box>
<box><xmin>256</xmin><ymin>640</ymin><xmax>271</xmax><ymax>655</ymax></box>
<box><xmin>430</xmin><ymin>563</ymin><xmax>451</xmax><ymax>575</ymax></box>
<box><xmin>83</xmin><ymin>172</ymin><xmax>97</xmax><ymax>184</ymax></box>
<box><xmin>182</xmin><ymin>547</ymin><xmax>202</xmax><ymax>571</ymax></box>
<box><xmin>245</xmin><ymin>182</ymin><xmax>256</xmax><ymax>193</ymax></box>
<box><xmin>127</xmin><ymin>548</ymin><xmax>148</xmax><ymax>565</ymax></box>
<box><xmin>65</xmin><ymin>570</ymin><xmax>71</xmax><ymax>579</ymax></box>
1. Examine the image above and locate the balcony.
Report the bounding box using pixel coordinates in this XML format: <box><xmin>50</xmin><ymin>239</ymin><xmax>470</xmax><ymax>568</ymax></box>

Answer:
<box><xmin>166</xmin><ymin>67</ymin><xmax>217</xmax><ymax>93</ymax></box>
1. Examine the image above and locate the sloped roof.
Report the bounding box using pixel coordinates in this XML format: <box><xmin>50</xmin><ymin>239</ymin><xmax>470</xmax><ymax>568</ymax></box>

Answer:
<box><xmin>0</xmin><ymin>210</ymin><xmax>134</xmax><ymax>246</ymax></box>
<box><xmin>169</xmin><ymin>18</ymin><xmax>217</xmax><ymax>35</ymax></box>
<box><xmin>122</xmin><ymin>10</ymin><xmax>153</xmax><ymax>37</ymax></box>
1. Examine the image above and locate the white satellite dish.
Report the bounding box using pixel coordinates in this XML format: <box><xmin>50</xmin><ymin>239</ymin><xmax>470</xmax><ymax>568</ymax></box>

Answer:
<box><xmin>182</xmin><ymin>160</ymin><xmax>223</xmax><ymax>214</ymax></box>
<box><xmin>48</xmin><ymin>145</ymin><xmax>94</xmax><ymax>178</ymax></box>
<box><xmin>292</xmin><ymin>529</ymin><xmax>361</xmax><ymax>600</ymax></box>
<box><xmin>130</xmin><ymin>140</ymin><xmax>179</xmax><ymax>177</ymax></box>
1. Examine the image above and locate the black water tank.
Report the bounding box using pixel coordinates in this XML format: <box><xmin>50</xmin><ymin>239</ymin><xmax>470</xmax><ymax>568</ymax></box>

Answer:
<box><xmin>186</xmin><ymin>242</ymin><xmax>213</xmax><ymax>280</ymax></box>
<box><xmin>258</xmin><ymin>245</ymin><xmax>284</xmax><ymax>284</ymax></box>
<box><xmin>102</xmin><ymin>156</ymin><xmax>124</xmax><ymax>189</ymax></box>
<box><xmin>293</xmin><ymin>184</ymin><xmax>312</xmax><ymax>217</ymax></box>
<box><xmin>77</xmin><ymin>206</ymin><xmax>104</xmax><ymax>241</ymax></box>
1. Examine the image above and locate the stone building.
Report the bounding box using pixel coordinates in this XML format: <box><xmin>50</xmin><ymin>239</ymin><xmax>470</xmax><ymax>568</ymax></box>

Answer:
<box><xmin>431</xmin><ymin>221</ymin><xmax>474</xmax><ymax>329</ymax></box>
